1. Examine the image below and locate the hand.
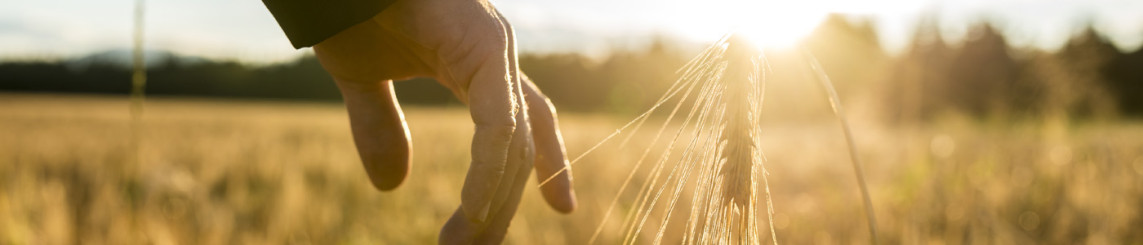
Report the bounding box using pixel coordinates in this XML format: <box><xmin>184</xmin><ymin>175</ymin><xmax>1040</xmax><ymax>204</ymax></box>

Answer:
<box><xmin>310</xmin><ymin>0</ymin><xmax>576</xmax><ymax>243</ymax></box>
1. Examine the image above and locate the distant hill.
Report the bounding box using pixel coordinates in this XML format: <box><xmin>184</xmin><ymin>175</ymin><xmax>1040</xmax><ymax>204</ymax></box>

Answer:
<box><xmin>65</xmin><ymin>49</ymin><xmax>211</xmax><ymax>70</ymax></box>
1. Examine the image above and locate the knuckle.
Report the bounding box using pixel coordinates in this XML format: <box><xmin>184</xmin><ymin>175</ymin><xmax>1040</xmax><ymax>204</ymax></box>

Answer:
<box><xmin>437</xmin><ymin>22</ymin><xmax>507</xmax><ymax>70</ymax></box>
<box><xmin>476</xmin><ymin>117</ymin><xmax>516</xmax><ymax>135</ymax></box>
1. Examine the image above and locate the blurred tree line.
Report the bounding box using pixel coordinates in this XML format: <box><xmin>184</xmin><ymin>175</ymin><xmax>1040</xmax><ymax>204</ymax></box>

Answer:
<box><xmin>882</xmin><ymin>17</ymin><xmax>1142</xmax><ymax>122</ymax></box>
<box><xmin>0</xmin><ymin>40</ymin><xmax>687</xmax><ymax>114</ymax></box>
<box><xmin>0</xmin><ymin>53</ymin><xmax>457</xmax><ymax>105</ymax></box>
<box><xmin>1</xmin><ymin>14</ymin><xmax>1141</xmax><ymax>120</ymax></box>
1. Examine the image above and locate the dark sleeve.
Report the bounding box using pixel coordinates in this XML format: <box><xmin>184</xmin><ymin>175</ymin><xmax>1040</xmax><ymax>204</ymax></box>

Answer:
<box><xmin>262</xmin><ymin>0</ymin><xmax>398</xmax><ymax>49</ymax></box>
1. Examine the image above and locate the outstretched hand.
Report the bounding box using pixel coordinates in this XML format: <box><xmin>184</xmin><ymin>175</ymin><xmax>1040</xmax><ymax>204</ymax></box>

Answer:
<box><xmin>310</xmin><ymin>0</ymin><xmax>576</xmax><ymax>243</ymax></box>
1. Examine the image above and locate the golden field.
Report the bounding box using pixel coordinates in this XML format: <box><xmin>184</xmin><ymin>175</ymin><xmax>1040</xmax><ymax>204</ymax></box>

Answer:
<box><xmin>1</xmin><ymin>93</ymin><xmax>1142</xmax><ymax>244</ymax></box>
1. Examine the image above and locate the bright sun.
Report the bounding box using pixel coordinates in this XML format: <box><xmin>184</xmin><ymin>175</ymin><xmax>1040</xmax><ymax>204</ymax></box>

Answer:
<box><xmin>734</xmin><ymin>11</ymin><xmax>827</xmax><ymax>48</ymax></box>
<box><xmin>727</xmin><ymin>1</ymin><xmax>829</xmax><ymax>49</ymax></box>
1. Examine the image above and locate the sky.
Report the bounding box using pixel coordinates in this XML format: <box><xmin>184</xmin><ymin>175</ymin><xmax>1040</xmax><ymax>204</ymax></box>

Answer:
<box><xmin>0</xmin><ymin>0</ymin><xmax>1141</xmax><ymax>64</ymax></box>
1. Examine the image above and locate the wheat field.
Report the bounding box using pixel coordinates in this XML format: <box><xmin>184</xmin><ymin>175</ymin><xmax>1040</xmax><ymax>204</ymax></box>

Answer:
<box><xmin>1</xmin><ymin>92</ymin><xmax>1142</xmax><ymax>244</ymax></box>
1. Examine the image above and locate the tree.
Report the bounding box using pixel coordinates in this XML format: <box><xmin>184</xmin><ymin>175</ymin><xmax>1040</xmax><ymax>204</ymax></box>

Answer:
<box><xmin>946</xmin><ymin>23</ymin><xmax>1030</xmax><ymax>118</ymax></box>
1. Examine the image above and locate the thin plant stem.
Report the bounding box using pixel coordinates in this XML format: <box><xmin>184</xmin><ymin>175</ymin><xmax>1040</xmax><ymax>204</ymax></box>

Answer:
<box><xmin>130</xmin><ymin>0</ymin><xmax>146</xmax><ymax>167</ymax></box>
<box><xmin>802</xmin><ymin>50</ymin><xmax>880</xmax><ymax>244</ymax></box>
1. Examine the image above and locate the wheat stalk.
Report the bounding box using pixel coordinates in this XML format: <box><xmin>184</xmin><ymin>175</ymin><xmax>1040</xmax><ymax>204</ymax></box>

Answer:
<box><xmin>715</xmin><ymin>35</ymin><xmax>765</xmax><ymax>243</ymax></box>
<box><xmin>566</xmin><ymin>33</ymin><xmax>876</xmax><ymax>245</ymax></box>
<box><xmin>678</xmin><ymin>35</ymin><xmax>773</xmax><ymax>245</ymax></box>
<box><xmin>619</xmin><ymin>35</ymin><xmax>775</xmax><ymax>245</ymax></box>
<box><xmin>803</xmin><ymin>50</ymin><xmax>880</xmax><ymax>244</ymax></box>
<box><xmin>559</xmin><ymin>35</ymin><xmax>779</xmax><ymax>245</ymax></box>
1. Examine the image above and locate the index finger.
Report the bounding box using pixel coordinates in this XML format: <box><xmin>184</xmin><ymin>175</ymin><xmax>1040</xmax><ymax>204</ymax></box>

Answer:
<box><xmin>522</xmin><ymin>74</ymin><xmax>577</xmax><ymax>213</ymax></box>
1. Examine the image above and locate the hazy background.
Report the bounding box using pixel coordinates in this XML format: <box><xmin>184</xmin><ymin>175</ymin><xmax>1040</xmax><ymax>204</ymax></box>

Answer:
<box><xmin>2</xmin><ymin>0</ymin><xmax>1142</xmax><ymax>117</ymax></box>
<box><xmin>3</xmin><ymin>0</ymin><xmax>1142</xmax><ymax>61</ymax></box>
<box><xmin>2</xmin><ymin>0</ymin><xmax>1143</xmax><ymax>244</ymax></box>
